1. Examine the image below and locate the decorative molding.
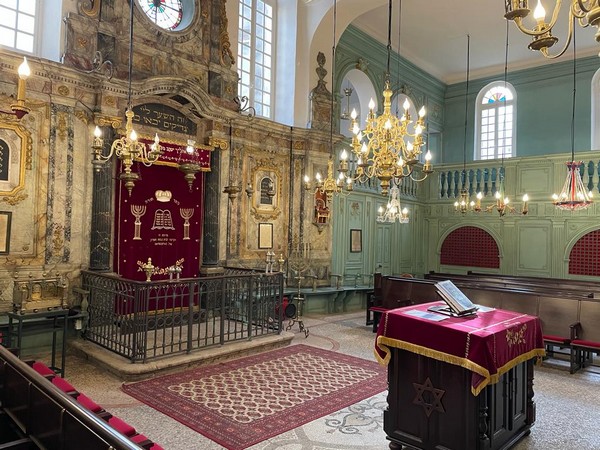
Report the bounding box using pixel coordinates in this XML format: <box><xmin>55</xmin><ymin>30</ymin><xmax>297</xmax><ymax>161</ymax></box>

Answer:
<box><xmin>57</xmin><ymin>85</ymin><xmax>70</xmax><ymax>97</ymax></box>
<box><xmin>74</xmin><ymin>110</ymin><xmax>91</xmax><ymax>125</ymax></box>
<box><xmin>208</xmin><ymin>136</ymin><xmax>228</xmax><ymax>150</ymax></box>
<box><xmin>219</xmin><ymin>0</ymin><xmax>234</xmax><ymax>67</ymax></box>
<box><xmin>79</xmin><ymin>0</ymin><xmax>101</xmax><ymax>18</ymax></box>
<box><xmin>1</xmin><ymin>192</ymin><xmax>27</xmax><ymax>206</ymax></box>
<box><xmin>94</xmin><ymin>114</ymin><xmax>122</xmax><ymax>129</ymax></box>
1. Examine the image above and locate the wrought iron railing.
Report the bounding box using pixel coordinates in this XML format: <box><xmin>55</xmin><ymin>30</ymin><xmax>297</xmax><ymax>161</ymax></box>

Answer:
<box><xmin>81</xmin><ymin>270</ymin><xmax>284</xmax><ymax>363</ymax></box>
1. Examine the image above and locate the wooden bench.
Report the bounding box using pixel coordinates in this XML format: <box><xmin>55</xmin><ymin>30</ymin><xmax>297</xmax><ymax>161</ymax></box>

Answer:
<box><xmin>570</xmin><ymin>298</ymin><xmax>600</xmax><ymax>373</ymax></box>
<box><xmin>0</xmin><ymin>345</ymin><xmax>161</xmax><ymax>449</ymax></box>
<box><xmin>375</xmin><ymin>274</ymin><xmax>593</xmax><ymax>372</ymax></box>
<box><xmin>426</xmin><ymin>273</ymin><xmax>587</xmax><ymax>362</ymax></box>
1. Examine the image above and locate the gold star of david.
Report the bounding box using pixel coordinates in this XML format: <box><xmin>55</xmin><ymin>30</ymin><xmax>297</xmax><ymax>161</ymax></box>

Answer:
<box><xmin>413</xmin><ymin>377</ymin><xmax>445</xmax><ymax>417</ymax></box>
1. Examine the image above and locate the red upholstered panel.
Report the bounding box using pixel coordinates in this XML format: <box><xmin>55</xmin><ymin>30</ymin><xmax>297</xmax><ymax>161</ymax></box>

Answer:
<box><xmin>52</xmin><ymin>377</ymin><xmax>77</xmax><ymax>394</ymax></box>
<box><xmin>150</xmin><ymin>445</ymin><xmax>164</xmax><ymax>450</ymax></box>
<box><xmin>131</xmin><ymin>434</ymin><xmax>149</xmax><ymax>444</ymax></box>
<box><xmin>569</xmin><ymin>230</ymin><xmax>600</xmax><ymax>276</ymax></box>
<box><xmin>108</xmin><ymin>416</ymin><xmax>137</xmax><ymax>437</ymax></box>
<box><xmin>543</xmin><ymin>335</ymin><xmax>570</xmax><ymax>344</ymax></box>
<box><xmin>571</xmin><ymin>339</ymin><xmax>600</xmax><ymax>349</ymax></box>
<box><xmin>440</xmin><ymin>226</ymin><xmax>500</xmax><ymax>268</ymax></box>
<box><xmin>76</xmin><ymin>393</ymin><xmax>103</xmax><ymax>413</ymax></box>
<box><xmin>32</xmin><ymin>361</ymin><xmax>55</xmax><ymax>377</ymax></box>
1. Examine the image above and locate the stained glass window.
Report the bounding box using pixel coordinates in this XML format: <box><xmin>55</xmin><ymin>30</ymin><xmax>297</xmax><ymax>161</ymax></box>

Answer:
<box><xmin>137</xmin><ymin>0</ymin><xmax>183</xmax><ymax>31</ymax></box>
<box><xmin>476</xmin><ymin>83</ymin><xmax>516</xmax><ymax>160</ymax></box>
<box><xmin>0</xmin><ymin>0</ymin><xmax>37</xmax><ymax>53</ymax></box>
<box><xmin>237</xmin><ymin>0</ymin><xmax>275</xmax><ymax>119</ymax></box>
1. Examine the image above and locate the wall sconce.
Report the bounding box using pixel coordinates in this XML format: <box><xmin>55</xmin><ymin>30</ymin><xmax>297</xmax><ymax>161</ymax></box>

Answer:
<box><xmin>178</xmin><ymin>139</ymin><xmax>202</xmax><ymax>191</ymax></box>
<box><xmin>1</xmin><ymin>57</ymin><xmax>31</xmax><ymax>119</ymax></box>
<box><xmin>91</xmin><ymin>114</ymin><xmax>161</xmax><ymax>196</ymax></box>
<box><xmin>245</xmin><ymin>182</ymin><xmax>254</xmax><ymax>198</ymax></box>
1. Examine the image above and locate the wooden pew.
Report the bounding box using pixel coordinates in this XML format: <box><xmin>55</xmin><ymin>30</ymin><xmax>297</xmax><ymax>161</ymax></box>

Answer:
<box><xmin>0</xmin><ymin>346</ymin><xmax>145</xmax><ymax>450</ymax></box>
<box><xmin>376</xmin><ymin>275</ymin><xmax>583</xmax><ymax>368</ymax></box>
<box><xmin>570</xmin><ymin>298</ymin><xmax>600</xmax><ymax>373</ymax></box>
<box><xmin>431</xmin><ymin>271</ymin><xmax>599</xmax><ymax>298</ymax></box>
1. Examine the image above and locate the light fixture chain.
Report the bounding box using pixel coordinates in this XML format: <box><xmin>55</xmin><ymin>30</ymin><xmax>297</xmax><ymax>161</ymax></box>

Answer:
<box><xmin>462</xmin><ymin>34</ymin><xmax>470</xmax><ymax>189</ymax></box>
<box><xmin>128</xmin><ymin>0</ymin><xmax>134</xmax><ymax>110</ymax></box>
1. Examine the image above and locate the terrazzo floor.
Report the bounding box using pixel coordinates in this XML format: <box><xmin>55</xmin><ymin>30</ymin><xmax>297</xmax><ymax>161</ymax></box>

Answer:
<box><xmin>34</xmin><ymin>311</ymin><xmax>600</xmax><ymax>450</ymax></box>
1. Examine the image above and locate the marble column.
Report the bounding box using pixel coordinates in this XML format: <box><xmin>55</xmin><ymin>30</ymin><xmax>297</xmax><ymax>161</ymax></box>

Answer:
<box><xmin>201</xmin><ymin>149</ymin><xmax>223</xmax><ymax>275</ymax></box>
<box><xmin>89</xmin><ymin>128</ymin><xmax>114</xmax><ymax>271</ymax></box>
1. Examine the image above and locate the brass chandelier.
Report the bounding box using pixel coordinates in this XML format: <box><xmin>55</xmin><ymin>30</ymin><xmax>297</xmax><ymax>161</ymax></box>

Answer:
<box><xmin>505</xmin><ymin>0</ymin><xmax>600</xmax><ymax>58</ymax></box>
<box><xmin>91</xmin><ymin>0</ymin><xmax>162</xmax><ymax>196</ymax></box>
<box><xmin>338</xmin><ymin>0</ymin><xmax>432</xmax><ymax>196</ymax></box>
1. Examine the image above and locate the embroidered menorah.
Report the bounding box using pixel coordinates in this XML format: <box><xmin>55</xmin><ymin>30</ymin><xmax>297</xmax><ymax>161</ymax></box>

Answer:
<box><xmin>130</xmin><ymin>205</ymin><xmax>147</xmax><ymax>240</ymax></box>
<box><xmin>180</xmin><ymin>208</ymin><xmax>194</xmax><ymax>240</ymax></box>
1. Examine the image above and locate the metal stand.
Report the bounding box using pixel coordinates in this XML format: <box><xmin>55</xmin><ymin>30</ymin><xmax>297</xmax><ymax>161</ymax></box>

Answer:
<box><xmin>285</xmin><ymin>276</ymin><xmax>309</xmax><ymax>337</ymax></box>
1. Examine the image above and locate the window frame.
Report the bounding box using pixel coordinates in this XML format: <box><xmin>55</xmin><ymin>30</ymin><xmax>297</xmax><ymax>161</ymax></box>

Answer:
<box><xmin>0</xmin><ymin>0</ymin><xmax>39</xmax><ymax>55</ymax></box>
<box><xmin>237</xmin><ymin>0</ymin><xmax>276</xmax><ymax>120</ymax></box>
<box><xmin>474</xmin><ymin>81</ymin><xmax>517</xmax><ymax>161</ymax></box>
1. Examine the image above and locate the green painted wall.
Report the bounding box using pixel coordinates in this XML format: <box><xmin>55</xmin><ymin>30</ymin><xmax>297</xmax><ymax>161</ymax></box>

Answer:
<box><xmin>338</xmin><ymin>26</ymin><xmax>599</xmax><ymax>164</ymax></box>
<box><xmin>333</xmin><ymin>28</ymin><xmax>600</xmax><ymax>282</ymax></box>
<box><xmin>444</xmin><ymin>57</ymin><xmax>598</xmax><ymax>163</ymax></box>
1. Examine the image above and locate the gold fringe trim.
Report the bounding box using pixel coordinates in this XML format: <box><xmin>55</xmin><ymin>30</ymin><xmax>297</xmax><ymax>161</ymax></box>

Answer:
<box><xmin>375</xmin><ymin>336</ymin><xmax>546</xmax><ymax>396</ymax></box>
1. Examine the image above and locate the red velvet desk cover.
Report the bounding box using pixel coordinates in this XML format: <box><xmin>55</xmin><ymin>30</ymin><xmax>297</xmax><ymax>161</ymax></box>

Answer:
<box><xmin>375</xmin><ymin>301</ymin><xmax>546</xmax><ymax>395</ymax></box>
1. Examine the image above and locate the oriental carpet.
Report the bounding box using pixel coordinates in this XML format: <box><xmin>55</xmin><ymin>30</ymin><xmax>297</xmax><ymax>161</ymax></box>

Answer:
<box><xmin>121</xmin><ymin>344</ymin><xmax>387</xmax><ymax>450</ymax></box>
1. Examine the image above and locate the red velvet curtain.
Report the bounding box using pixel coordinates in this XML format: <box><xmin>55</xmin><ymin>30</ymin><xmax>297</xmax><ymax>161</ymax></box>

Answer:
<box><xmin>113</xmin><ymin>156</ymin><xmax>206</xmax><ymax>281</ymax></box>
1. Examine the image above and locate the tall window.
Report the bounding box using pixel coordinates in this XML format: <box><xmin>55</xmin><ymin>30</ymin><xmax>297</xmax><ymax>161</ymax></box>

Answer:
<box><xmin>237</xmin><ymin>0</ymin><xmax>274</xmax><ymax>119</ymax></box>
<box><xmin>475</xmin><ymin>82</ymin><xmax>516</xmax><ymax>160</ymax></box>
<box><xmin>0</xmin><ymin>0</ymin><xmax>37</xmax><ymax>53</ymax></box>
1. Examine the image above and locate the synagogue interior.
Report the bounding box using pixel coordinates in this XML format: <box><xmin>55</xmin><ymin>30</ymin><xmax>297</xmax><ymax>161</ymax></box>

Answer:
<box><xmin>1</xmin><ymin>1</ymin><xmax>600</xmax><ymax>449</ymax></box>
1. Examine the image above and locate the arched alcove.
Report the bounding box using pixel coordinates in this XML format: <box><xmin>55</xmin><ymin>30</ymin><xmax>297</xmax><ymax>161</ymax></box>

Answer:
<box><xmin>440</xmin><ymin>226</ymin><xmax>500</xmax><ymax>269</ymax></box>
<box><xmin>568</xmin><ymin>229</ymin><xmax>600</xmax><ymax>276</ymax></box>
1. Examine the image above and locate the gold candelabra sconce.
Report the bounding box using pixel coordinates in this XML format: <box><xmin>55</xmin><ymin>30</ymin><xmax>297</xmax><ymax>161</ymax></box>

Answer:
<box><xmin>304</xmin><ymin>157</ymin><xmax>351</xmax><ymax>201</ymax></box>
<box><xmin>0</xmin><ymin>57</ymin><xmax>31</xmax><ymax>120</ymax></box>
<box><xmin>91</xmin><ymin>110</ymin><xmax>162</xmax><ymax>196</ymax></box>
<box><xmin>505</xmin><ymin>0</ymin><xmax>600</xmax><ymax>59</ymax></box>
<box><xmin>177</xmin><ymin>139</ymin><xmax>202</xmax><ymax>192</ymax></box>
<box><xmin>455</xmin><ymin>187</ymin><xmax>529</xmax><ymax>217</ymax></box>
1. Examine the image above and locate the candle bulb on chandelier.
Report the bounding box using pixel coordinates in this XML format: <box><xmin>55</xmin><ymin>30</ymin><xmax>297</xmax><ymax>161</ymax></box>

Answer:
<box><xmin>93</xmin><ymin>126</ymin><xmax>103</xmax><ymax>147</ymax></box>
<box><xmin>423</xmin><ymin>150</ymin><xmax>433</xmax><ymax>173</ymax></box>
<box><xmin>475</xmin><ymin>192</ymin><xmax>483</xmax><ymax>212</ymax></box>
<box><xmin>149</xmin><ymin>133</ymin><xmax>160</xmax><ymax>153</ymax></box>
<box><xmin>522</xmin><ymin>194</ymin><xmax>529</xmax><ymax>214</ymax></box>
<box><xmin>339</xmin><ymin>149</ymin><xmax>349</xmax><ymax>172</ymax></box>
<box><xmin>533</xmin><ymin>0</ymin><xmax>546</xmax><ymax>23</ymax></box>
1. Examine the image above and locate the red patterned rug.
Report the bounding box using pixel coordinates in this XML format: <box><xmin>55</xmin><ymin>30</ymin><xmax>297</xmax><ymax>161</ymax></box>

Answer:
<box><xmin>122</xmin><ymin>344</ymin><xmax>387</xmax><ymax>450</ymax></box>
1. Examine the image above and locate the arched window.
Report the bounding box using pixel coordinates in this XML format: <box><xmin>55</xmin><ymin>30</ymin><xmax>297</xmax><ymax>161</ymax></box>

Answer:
<box><xmin>475</xmin><ymin>81</ymin><xmax>516</xmax><ymax>160</ymax></box>
<box><xmin>0</xmin><ymin>0</ymin><xmax>62</xmax><ymax>61</ymax></box>
<box><xmin>259</xmin><ymin>177</ymin><xmax>274</xmax><ymax>205</ymax></box>
<box><xmin>237</xmin><ymin>0</ymin><xmax>276</xmax><ymax>119</ymax></box>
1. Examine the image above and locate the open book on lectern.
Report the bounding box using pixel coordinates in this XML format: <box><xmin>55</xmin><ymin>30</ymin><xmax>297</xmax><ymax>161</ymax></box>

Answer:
<box><xmin>431</xmin><ymin>280</ymin><xmax>478</xmax><ymax>317</ymax></box>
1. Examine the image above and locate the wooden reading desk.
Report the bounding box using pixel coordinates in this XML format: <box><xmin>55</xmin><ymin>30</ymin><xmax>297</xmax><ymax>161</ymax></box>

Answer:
<box><xmin>375</xmin><ymin>301</ymin><xmax>545</xmax><ymax>450</ymax></box>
